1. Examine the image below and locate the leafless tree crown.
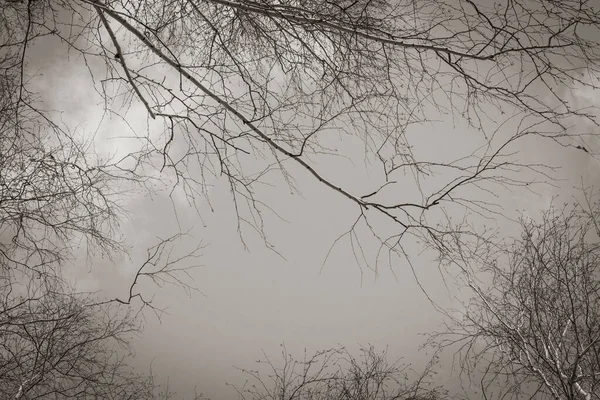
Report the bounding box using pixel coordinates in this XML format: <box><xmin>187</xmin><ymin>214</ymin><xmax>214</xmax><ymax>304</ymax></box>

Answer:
<box><xmin>3</xmin><ymin>0</ymin><xmax>599</xmax><ymax>265</ymax></box>
<box><xmin>433</xmin><ymin>195</ymin><xmax>600</xmax><ymax>400</ymax></box>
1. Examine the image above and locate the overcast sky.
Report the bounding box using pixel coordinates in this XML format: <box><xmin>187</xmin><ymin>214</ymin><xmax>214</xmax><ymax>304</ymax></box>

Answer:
<box><xmin>22</xmin><ymin>15</ymin><xmax>600</xmax><ymax>399</ymax></box>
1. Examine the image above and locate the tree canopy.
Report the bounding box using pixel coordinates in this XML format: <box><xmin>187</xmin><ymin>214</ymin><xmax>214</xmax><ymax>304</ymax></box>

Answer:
<box><xmin>4</xmin><ymin>0</ymin><xmax>600</xmax><ymax>264</ymax></box>
<box><xmin>1</xmin><ymin>0</ymin><xmax>600</xmax><ymax>398</ymax></box>
<box><xmin>433</xmin><ymin>194</ymin><xmax>600</xmax><ymax>400</ymax></box>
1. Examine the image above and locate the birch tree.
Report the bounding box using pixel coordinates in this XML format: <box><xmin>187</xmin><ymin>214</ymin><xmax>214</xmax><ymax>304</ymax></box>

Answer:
<box><xmin>434</xmin><ymin>195</ymin><xmax>600</xmax><ymax>400</ymax></box>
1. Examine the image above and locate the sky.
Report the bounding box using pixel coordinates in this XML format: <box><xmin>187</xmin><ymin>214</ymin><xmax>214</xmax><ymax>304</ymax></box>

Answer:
<box><xmin>19</xmin><ymin>5</ymin><xmax>600</xmax><ymax>399</ymax></box>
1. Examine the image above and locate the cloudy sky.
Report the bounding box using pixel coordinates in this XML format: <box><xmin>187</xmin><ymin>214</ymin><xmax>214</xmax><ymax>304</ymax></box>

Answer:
<box><xmin>20</xmin><ymin>6</ymin><xmax>600</xmax><ymax>399</ymax></box>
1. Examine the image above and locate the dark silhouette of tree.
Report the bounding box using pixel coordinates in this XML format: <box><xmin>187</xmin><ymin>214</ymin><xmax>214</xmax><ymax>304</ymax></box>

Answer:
<box><xmin>432</xmin><ymin>192</ymin><xmax>600</xmax><ymax>400</ymax></box>
<box><xmin>4</xmin><ymin>0</ymin><xmax>599</xmax><ymax>266</ymax></box>
<box><xmin>0</xmin><ymin>234</ymin><xmax>203</xmax><ymax>398</ymax></box>
<box><xmin>1</xmin><ymin>15</ymin><xmax>203</xmax><ymax>397</ymax></box>
<box><xmin>3</xmin><ymin>1</ymin><xmax>600</xmax><ymax>397</ymax></box>
<box><xmin>1</xmin><ymin>277</ymin><xmax>149</xmax><ymax>398</ymax></box>
<box><xmin>231</xmin><ymin>344</ymin><xmax>450</xmax><ymax>400</ymax></box>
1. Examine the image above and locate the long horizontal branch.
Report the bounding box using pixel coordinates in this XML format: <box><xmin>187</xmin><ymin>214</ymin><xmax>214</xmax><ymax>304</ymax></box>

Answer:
<box><xmin>205</xmin><ymin>0</ymin><xmax>572</xmax><ymax>61</ymax></box>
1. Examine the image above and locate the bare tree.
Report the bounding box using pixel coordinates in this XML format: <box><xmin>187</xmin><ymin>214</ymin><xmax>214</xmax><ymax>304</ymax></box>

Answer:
<box><xmin>0</xmin><ymin>22</ymin><xmax>130</xmax><ymax>281</ymax></box>
<box><xmin>0</xmin><ymin>233</ymin><xmax>203</xmax><ymax>399</ymax></box>
<box><xmin>3</xmin><ymin>0</ymin><xmax>599</xmax><ymax>268</ymax></box>
<box><xmin>1</xmin><ymin>277</ymin><xmax>145</xmax><ymax>399</ymax></box>
<box><xmin>1</xmin><ymin>12</ymin><xmax>204</xmax><ymax>397</ymax></box>
<box><xmin>7</xmin><ymin>1</ymin><xmax>600</xmax><ymax>397</ymax></box>
<box><xmin>230</xmin><ymin>344</ymin><xmax>450</xmax><ymax>400</ymax></box>
<box><xmin>432</xmin><ymin>193</ymin><xmax>600</xmax><ymax>400</ymax></box>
